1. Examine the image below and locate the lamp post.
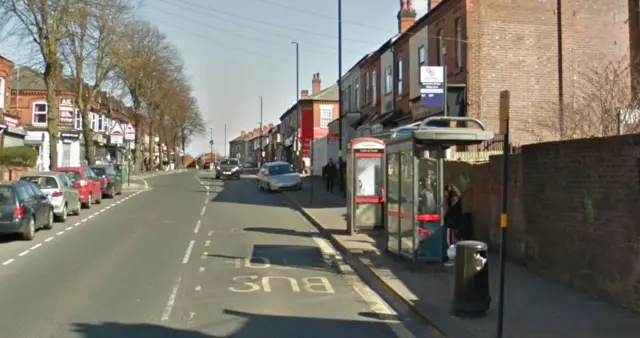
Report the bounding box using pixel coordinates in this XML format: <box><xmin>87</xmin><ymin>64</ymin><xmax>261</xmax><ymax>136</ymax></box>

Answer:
<box><xmin>209</xmin><ymin>126</ymin><xmax>214</xmax><ymax>164</ymax></box>
<box><xmin>259</xmin><ymin>96</ymin><xmax>263</xmax><ymax>166</ymax></box>
<box><xmin>337</xmin><ymin>0</ymin><xmax>345</xmax><ymax>193</ymax></box>
<box><xmin>292</xmin><ymin>41</ymin><xmax>300</xmax><ymax>171</ymax></box>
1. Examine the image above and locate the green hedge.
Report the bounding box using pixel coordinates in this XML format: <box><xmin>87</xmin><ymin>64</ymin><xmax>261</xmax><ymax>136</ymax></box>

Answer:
<box><xmin>0</xmin><ymin>146</ymin><xmax>38</xmax><ymax>167</ymax></box>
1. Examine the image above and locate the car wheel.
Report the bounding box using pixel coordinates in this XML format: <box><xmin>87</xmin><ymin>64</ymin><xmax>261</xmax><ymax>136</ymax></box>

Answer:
<box><xmin>55</xmin><ymin>205</ymin><xmax>67</xmax><ymax>222</ymax></box>
<box><xmin>116</xmin><ymin>185</ymin><xmax>122</xmax><ymax>195</ymax></box>
<box><xmin>258</xmin><ymin>180</ymin><xmax>263</xmax><ymax>190</ymax></box>
<box><xmin>43</xmin><ymin>209</ymin><xmax>54</xmax><ymax>230</ymax></box>
<box><xmin>95</xmin><ymin>194</ymin><xmax>102</xmax><ymax>204</ymax></box>
<box><xmin>22</xmin><ymin>216</ymin><xmax>35</xmax><ymax>241</ymax></box>
<box><xmin>83</xmin><ymin>195</ymin><xmax>92</xmax><ymax>209</ymax></box>
<box><xmin>108</xmin><ymin>186</ymin><xmax>115</xmax><ymax>198</ymax></box>
<box><xmin>267</xmin><ymin>183</ymin><xmax>272</xmax><ymax>193</ymax></box>
<box><xmin>73</xmin><ymin>199</ymin><xmax>81</xmax><ymax>215</ymax></box>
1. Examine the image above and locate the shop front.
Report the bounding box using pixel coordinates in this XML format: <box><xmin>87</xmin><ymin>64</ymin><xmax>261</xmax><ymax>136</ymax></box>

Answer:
<box><xmin>58</xmin><ymin>130</ymin><xmax>82</xmax><ymax>167</ymax></box>
<box><xmin>1</xmin><ymin>114</ymin><xmax>25</xmax><ymax>147</ymax></box>
<box><xmin>24</xmin><ymin>130</ymin><xmax>48</xmax><ymax>171</ymax></box>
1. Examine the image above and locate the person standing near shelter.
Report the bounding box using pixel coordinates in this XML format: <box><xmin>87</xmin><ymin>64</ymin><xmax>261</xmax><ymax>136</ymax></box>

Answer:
<box><xmin>324</xmin><ymin>158</ymin><xmax>337</xmax><ymax>193</ymax></box>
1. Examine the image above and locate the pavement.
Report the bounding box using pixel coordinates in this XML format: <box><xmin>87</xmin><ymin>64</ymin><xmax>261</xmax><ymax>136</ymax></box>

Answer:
<box><xmin>281</xmin><ymin>176</ymin><xmax>640</xmax><ymax>338</ymax></box>
<box><xmin>0</xmin><ymin>169</ymin><xmax>433</xmax><ymax>337</ymax></box>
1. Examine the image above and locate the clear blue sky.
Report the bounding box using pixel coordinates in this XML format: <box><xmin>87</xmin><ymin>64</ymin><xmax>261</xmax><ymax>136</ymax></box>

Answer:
<box><xmin>0</xmin><ymin>0</ymin><xmax>429</xmax><ymax>156</ymax></box>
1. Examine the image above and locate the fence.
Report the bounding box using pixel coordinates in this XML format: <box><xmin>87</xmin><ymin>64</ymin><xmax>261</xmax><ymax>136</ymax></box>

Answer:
<box><xmin>452</xmin><ymin>135</ymin><xmax>521</xmax><ymax>163</ymax></box>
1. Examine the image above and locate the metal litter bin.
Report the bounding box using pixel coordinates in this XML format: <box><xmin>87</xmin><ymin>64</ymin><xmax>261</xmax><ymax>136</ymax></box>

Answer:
<box><xmin>451</xmin><ymin>240</ymin><xmax>490</xmax><ymax>315</ymax></box>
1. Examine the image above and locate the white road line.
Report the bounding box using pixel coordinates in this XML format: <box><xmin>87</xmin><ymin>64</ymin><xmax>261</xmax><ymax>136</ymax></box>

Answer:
<box><xmin>194</xmin><ymin>285</ymin><xmax>201</xmax><ymax>291</ymax></box>
<box><xmin>30</xmin><ymin>243</ymin><xmax>42</xmax><ymax>250</ymax></box>
<box><xmin>311</xmin><ymin>237</ymin><xmax>415</xmax><ymax>338</ymax></box>
<box><xmin>204</xmin><ymin>240</ymin><xmax>210</xmax><ymax>247</ymax></box>
<box><xmin>2</xmin><ymin>259</ymin><xmax>14</xmax><ymax>265</ymax></box>
<box><xmin>207</xmin><ymin>231</ymin><xmax>213</xmax><ymax>236</ymax></box>
<box><xmin>88</xmin><ymin>215</ymin><xmax>94</xmax><ymax>218</ymax></box>
<box><xmin>74</xmin><ymin>222</ymin><xmax>81</xmax><ymax>226</ymax></box>
<box><xmin>44</xmin><ymin>236</ymin><xmax>54</xmax><ymax>242</ymax></box>
<box><xmin>18</xmin><ymin>250</ymin><xmax>29</xmax><ymax>257</ymax></box>
<box><xmin>160</xmin><ymin>276</ymin><xmax>182</xmax><ymax>321</ymax></box>
<box><xmin>193</xmin><ymin>220</ymin><xmax>201</xmax><ymax>234</ymax></box>
<box><xmin>199</xmin><ymin>267</ymin><xmax>205</xmax><ymax>272</ymax></box>
<box><xmin>56</xmin><ymin>231</ymin><xmax>64</xmax><ymax>235</ymax></box>
<box><xmin>200</xmin><ymin>206</ymin><xmax>206</xmax><ymax>216</ymax></box>
<box><xmin>66</xmin><ymin>226</ymin><xmax>73</xmax><ymax>230</ymax></box>
<box><xmin>142</xmin><ymin>179</ymin><xmax>148</xmax><ymax>189</ymax></box>
<box><xmin>201</xmin><ymin>251</ymin><xmax>208</xmax><ymax>259</ymax></box>
<box><xmin>182</xmin><ymin>240</ymin><xmax>195</xmax><ymax>264</ymax></box>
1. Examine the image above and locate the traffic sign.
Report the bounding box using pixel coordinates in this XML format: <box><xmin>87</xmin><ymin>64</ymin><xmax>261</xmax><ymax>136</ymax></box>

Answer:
<box><xmin>209</xmin><ymin>140</ymin><xmax>214</xmax><ymax>145</ymax></box>
<box><xmin>109</xmin><ymin>121</ymin><xmax>124</xmax><ymax>145</ymax></box>
<box><xmin>124</xmin><ymin>123</ymin><xmax>135</xmax><ymax>140</ymax></box>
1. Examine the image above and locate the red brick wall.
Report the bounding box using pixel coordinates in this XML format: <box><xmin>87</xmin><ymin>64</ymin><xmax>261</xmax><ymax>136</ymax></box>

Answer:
<box><xmin>0</xmin><ymin>57</ymin><xmax>12</xmax><ymax>110</ymax></box>
<box><xmin>445</xmin><ymin>133</ymin><xmax>640</xmax><ymax>312</ymax></box>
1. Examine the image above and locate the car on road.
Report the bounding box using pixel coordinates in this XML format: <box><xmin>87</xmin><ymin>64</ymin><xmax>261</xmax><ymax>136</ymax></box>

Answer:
<box><xmin>216</xmin><ymin>159</ymin><xmax>242</xmax><ymax>179</ymax></box>
<box><xmin>0</xmin><ymin>181</ymin><xmax>54</xmax><ymax>240</ymax></box>
<box><xmin>19</xmin><ymin>172</ymin><xmax>81</xmax><ymax>222</ymax></box>
<box><xmin>90</xmin><ymin>164</ymin><xmax>122</xmax><ymax>198</ymax></box>
<box><xmin>55</xmin><ymin>167</ymin><xmax>102</xmax><ymax>208</ymax></box>
<box><xmin>257</xmin><ymin>161</ymin><xmax>302</xmax><ymax>192</ymax></box>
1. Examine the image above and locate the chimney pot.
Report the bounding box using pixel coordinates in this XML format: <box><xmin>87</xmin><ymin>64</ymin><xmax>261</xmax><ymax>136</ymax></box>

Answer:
<box><xmin>312</xmin><ymin>73</ymin><xmax>321</xmax><ymax>95</ymax></box>
<box><xmin>301</xmin><ymin>90</ymin><xmax>309</xmax><ymax>97</ymax></box>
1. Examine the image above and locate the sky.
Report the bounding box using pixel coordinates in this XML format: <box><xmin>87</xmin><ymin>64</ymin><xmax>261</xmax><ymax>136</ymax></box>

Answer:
<box><xmin>0</xmin><ymin>0</ymin><xmax>429</xmax><ymax>156</ymax></box>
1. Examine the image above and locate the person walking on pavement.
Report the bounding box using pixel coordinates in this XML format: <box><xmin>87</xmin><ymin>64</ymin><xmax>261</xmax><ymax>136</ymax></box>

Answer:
<box><xmin>324</xmin><ymin>158</ymin><xmax>337</xmax><ymax>193</ymax></box>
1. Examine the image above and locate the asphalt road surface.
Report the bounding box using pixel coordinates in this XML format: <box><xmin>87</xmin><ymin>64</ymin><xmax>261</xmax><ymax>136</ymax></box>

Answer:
<box><xmin>0</xmin><ymin>170</ymin><xmax>430</xmax><ymax>338</ymax></box>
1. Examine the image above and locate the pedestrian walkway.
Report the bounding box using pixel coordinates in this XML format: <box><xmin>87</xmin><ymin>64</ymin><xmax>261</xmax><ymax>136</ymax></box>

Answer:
<box><xmin>282</xmin><ymin>177</ymin><xmax>640</xmax><ymax>338</ymax></box>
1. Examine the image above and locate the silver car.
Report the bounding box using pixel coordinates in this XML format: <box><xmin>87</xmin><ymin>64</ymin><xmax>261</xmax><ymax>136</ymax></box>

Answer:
<box><xmin>20</xmin><ymin>172</ymin><xmax>81</xmax><ymax>222</ymax></box>
<box><xmin>257</xmin><ymin>161</ymin><xmax>302</xmax><ymax>192</ymax></box>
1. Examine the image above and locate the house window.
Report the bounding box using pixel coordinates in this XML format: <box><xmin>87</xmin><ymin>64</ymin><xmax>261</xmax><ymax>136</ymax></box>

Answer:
<box><xmin>371</xmin><ymin>70</ymin><xmax>377</xmax><ymax>105</ymax></box>
<box><xmin>320</xmin><ymin>106</ymin><xmax>333</xmax><ymax>128</ymax></box>
<box><xmin>455</xmin><ymin>18</ymin><xmax>463</xmax><ymax>69</ymax></box>
<box><xmin>0</xmin><ymin>77</ymin><xmax>5</xmax><ymax>109</ymax></box>
<box><xmin>347</xmin><ymin>85</ymin><xmax>351</xmax><ymax>111</ymax></box>
<box><xmin>384</xmin><ymin>66</ymin><xmax>392</xmax><ymax>94</ymax></box>
<box><xmin>32</xmin><ymin>102</ymin><xmax>47</xmax><ymax>125</ymax></box>
<box><xmin>355</xmin><ymin>79</ymin><xmax>360</xmax><ymax>108</ymax></box>
<box><xmin>437</xmin><ymin>29</ymin><xmax>445</xmax><ymax>66</ymax></box>
<box><xmin>397</xmin><ymin>58</ymin><xmax>403</xmax><ymax>97</ymax></box>
<box><xmin>365</xmin><ymin>72</ymin><xmax>370</xmax><ymax>104</ymax></box>
<box><xmin>75</xmin><ymin>109</ymin><xmax>82</xmax><ymax>129</ymax></box>
<box><xmin>91</xmin><ymin>113</ymin><xmax>98</xmax><ymax>130</ymax></box>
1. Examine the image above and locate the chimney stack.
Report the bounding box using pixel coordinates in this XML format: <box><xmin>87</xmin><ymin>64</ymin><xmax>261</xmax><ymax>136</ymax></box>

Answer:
<box><xmin>312</xmin><ymin>73</ymin><xmax>321</xmax><ymax>94</ymax></box>
<box><xmin>301</xmin><ymin>90</ymin><xmax>309</xmax><ymax>97</ymax></box>
<box><xmin>397</xmin><ymin>0</ymin><xmax>417</xmax><ymax>34</ymax></box>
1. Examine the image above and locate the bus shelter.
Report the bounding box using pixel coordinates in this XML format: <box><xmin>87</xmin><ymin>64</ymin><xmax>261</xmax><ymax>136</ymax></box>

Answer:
<box><xmin>384</xmin><ymin>117</ymin><xmax>494</xmax><ymax>263</ymax></box>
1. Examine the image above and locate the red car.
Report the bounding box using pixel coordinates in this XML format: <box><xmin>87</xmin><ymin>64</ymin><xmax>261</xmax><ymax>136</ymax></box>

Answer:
<box><xmin>55</xmin><ymin>167</ymin><xmax>102</xmax><ymax>208</ymax></box>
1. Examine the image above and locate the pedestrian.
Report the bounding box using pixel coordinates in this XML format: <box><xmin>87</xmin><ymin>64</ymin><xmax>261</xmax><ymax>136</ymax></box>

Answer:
<box><xmin>444</xmin><ymin>184</ymin><xmax>467</xmax><ymax>242</ymax></box>
<box><xmin>324</xmin><ymin>158</ymin><xmax>337</xmax><ymax>193</ymax></box>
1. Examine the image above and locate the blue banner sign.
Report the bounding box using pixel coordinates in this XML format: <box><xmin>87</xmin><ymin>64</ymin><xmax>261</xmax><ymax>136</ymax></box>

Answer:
<box><xmin>420</xmin><ymin>66</ymin><xmax>445</xmax><ymax>108</ymax></box>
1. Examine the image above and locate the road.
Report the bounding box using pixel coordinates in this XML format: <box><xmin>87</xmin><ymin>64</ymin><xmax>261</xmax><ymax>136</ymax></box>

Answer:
<box><xmin>0</xmin><ymin>170</ymin><xmax>430</xmax><ymax>338</ymax></box>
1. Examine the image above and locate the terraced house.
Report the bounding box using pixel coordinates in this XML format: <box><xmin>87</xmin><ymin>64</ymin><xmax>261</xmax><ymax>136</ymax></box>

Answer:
<box><xmin>10</xmin><ymin>66</ymin><xmax>135</xmax><ymax>169</ymax></box>
<box><xmin>342</xmin><ymin>0</ymin><xmax>633</xmax><ymax>146</ymax></box>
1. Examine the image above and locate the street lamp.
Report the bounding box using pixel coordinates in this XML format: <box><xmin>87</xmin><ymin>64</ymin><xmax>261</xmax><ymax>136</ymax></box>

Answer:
<box><xmin>292</xmin><ymin>41</ymin><xmax>300</xmax><ymax>170</ymax></box>
<box><xmin>209</xmin><ymin>126</ymin><xmax>214</xmax><ymax>164</ymax></box>
<box><xmin>258</xmin><ymin>96</ymin><xmax>263</xmax><ymax>165</ymax></box>
<box><xmin>337</xmin><ymin>0</ymin><xmax>345</xmax><ymax>193</ymax></box>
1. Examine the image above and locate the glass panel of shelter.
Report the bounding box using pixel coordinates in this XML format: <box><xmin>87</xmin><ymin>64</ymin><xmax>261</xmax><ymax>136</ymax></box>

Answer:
<box><xmin>385</xmin><ymin>153</ymin><xmax>400</xmax><ymax>254</ymax></box>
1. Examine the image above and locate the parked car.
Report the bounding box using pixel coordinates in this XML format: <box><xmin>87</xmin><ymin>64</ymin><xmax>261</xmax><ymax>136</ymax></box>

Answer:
<box><xmin>55</xmin><ymin>167</ymin><xmax>102</xmax><ymax>208</ymax></box>
<box><xmin>19</xmin><ymin>172</ymin><xmax>81</xmax><ymax>222</ymax></box>
<box><xmin>0</xmin><ymin>181</ymin><xmax>54</xmax><ymax>240</ymax></box>
<box><xmin>215</xmin><ymin>159</ymin><xmax>242</xmax><ymax>179</ymax></box>
<box><xmin>257</xmin><ymin>161</ymin><xmax>302</xmax><ymax>192</ymax></box>
<box><xmin>90</xmin><ymin>164</ymin><xmax>122</xmax><ymax>198</ymax></box>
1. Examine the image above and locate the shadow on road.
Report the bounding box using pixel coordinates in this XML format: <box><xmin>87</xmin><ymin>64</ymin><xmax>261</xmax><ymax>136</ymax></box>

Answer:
<box><xmin>243</xmin><ymin>227</ymin><xmax>315</xmax><ymax>238</ymax></box>
<box><xmin>206</xmin><ymin>244</ymin><xmax>333</xmax><ymax>273</ymax></box>
<box><xmin>71</xmin><ymin>308</ymin><xmax>398</xmax><ymax>337</ymax></box>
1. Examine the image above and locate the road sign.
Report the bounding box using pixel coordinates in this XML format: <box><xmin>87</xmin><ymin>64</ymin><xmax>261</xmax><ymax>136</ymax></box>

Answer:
<box><xmin>209</xmin><ymin>140</ymin><xmax>214</xmax><ymax>145</ymax></box>
<box><xmin>124</xmin><ymin>123</ymin><xmax>135</xmax><ymax>140</ymax></box>
<box><xmin>109</xmin><ymin>121</ymin><xmax>124</xmax><ymax>145</ymax></box>
<box><xmin>499</xmin><ymin>90</ymin><xmax>510</xmax><ymax>135</ymax></box>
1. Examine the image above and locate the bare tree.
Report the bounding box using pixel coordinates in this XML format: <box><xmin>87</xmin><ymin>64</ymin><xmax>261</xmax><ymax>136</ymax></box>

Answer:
<box><xmin>114</xmin><ymin>19</ymin><xmax>170</xmax><ymax>170</ymax></box>
<box><xmin>62</xmin><ymin>0</ymin><xmax>133</xmax><ymax>165</ymax></box>
<box><xmin>181</xmin><ymin>95</ymin><xmax>205</xmax><ymax>149</ymax></box>
<box><xmin>3</xmin><ymin>0</ymin><xmax>73</xmax><ymax>169</ymax></box>
<box><xmin>531</xmin><ymin>55</ymin><xmax>640</xmax><ymax>140</ymax></box>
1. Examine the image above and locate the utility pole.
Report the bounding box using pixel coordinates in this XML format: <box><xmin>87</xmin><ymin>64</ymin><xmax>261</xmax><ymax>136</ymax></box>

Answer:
<box><xmin>292</xmin><ymin>41</ymin><xmax>300</xmax><ymax>171</ymax></box>
<box><xmin>259</xmin><ymin>96</ymin><xmax>263</xmax><ymax>166</ymax></box>
<box><xmin>209</xmin><ymin>126</ymin><xmax>214</xmax><ymax>164</ymax></box>
<box><xmin>337</xmin><ymin>0</ymin><xmax>344</xmax><ymax>192</ymax></box>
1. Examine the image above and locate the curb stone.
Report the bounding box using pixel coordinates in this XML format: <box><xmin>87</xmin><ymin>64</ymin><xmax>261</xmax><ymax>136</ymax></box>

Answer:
<box><xmin>280</xmin><ymin>191</ymin><xmax>448</xmax><ymax>338</ymax></box>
